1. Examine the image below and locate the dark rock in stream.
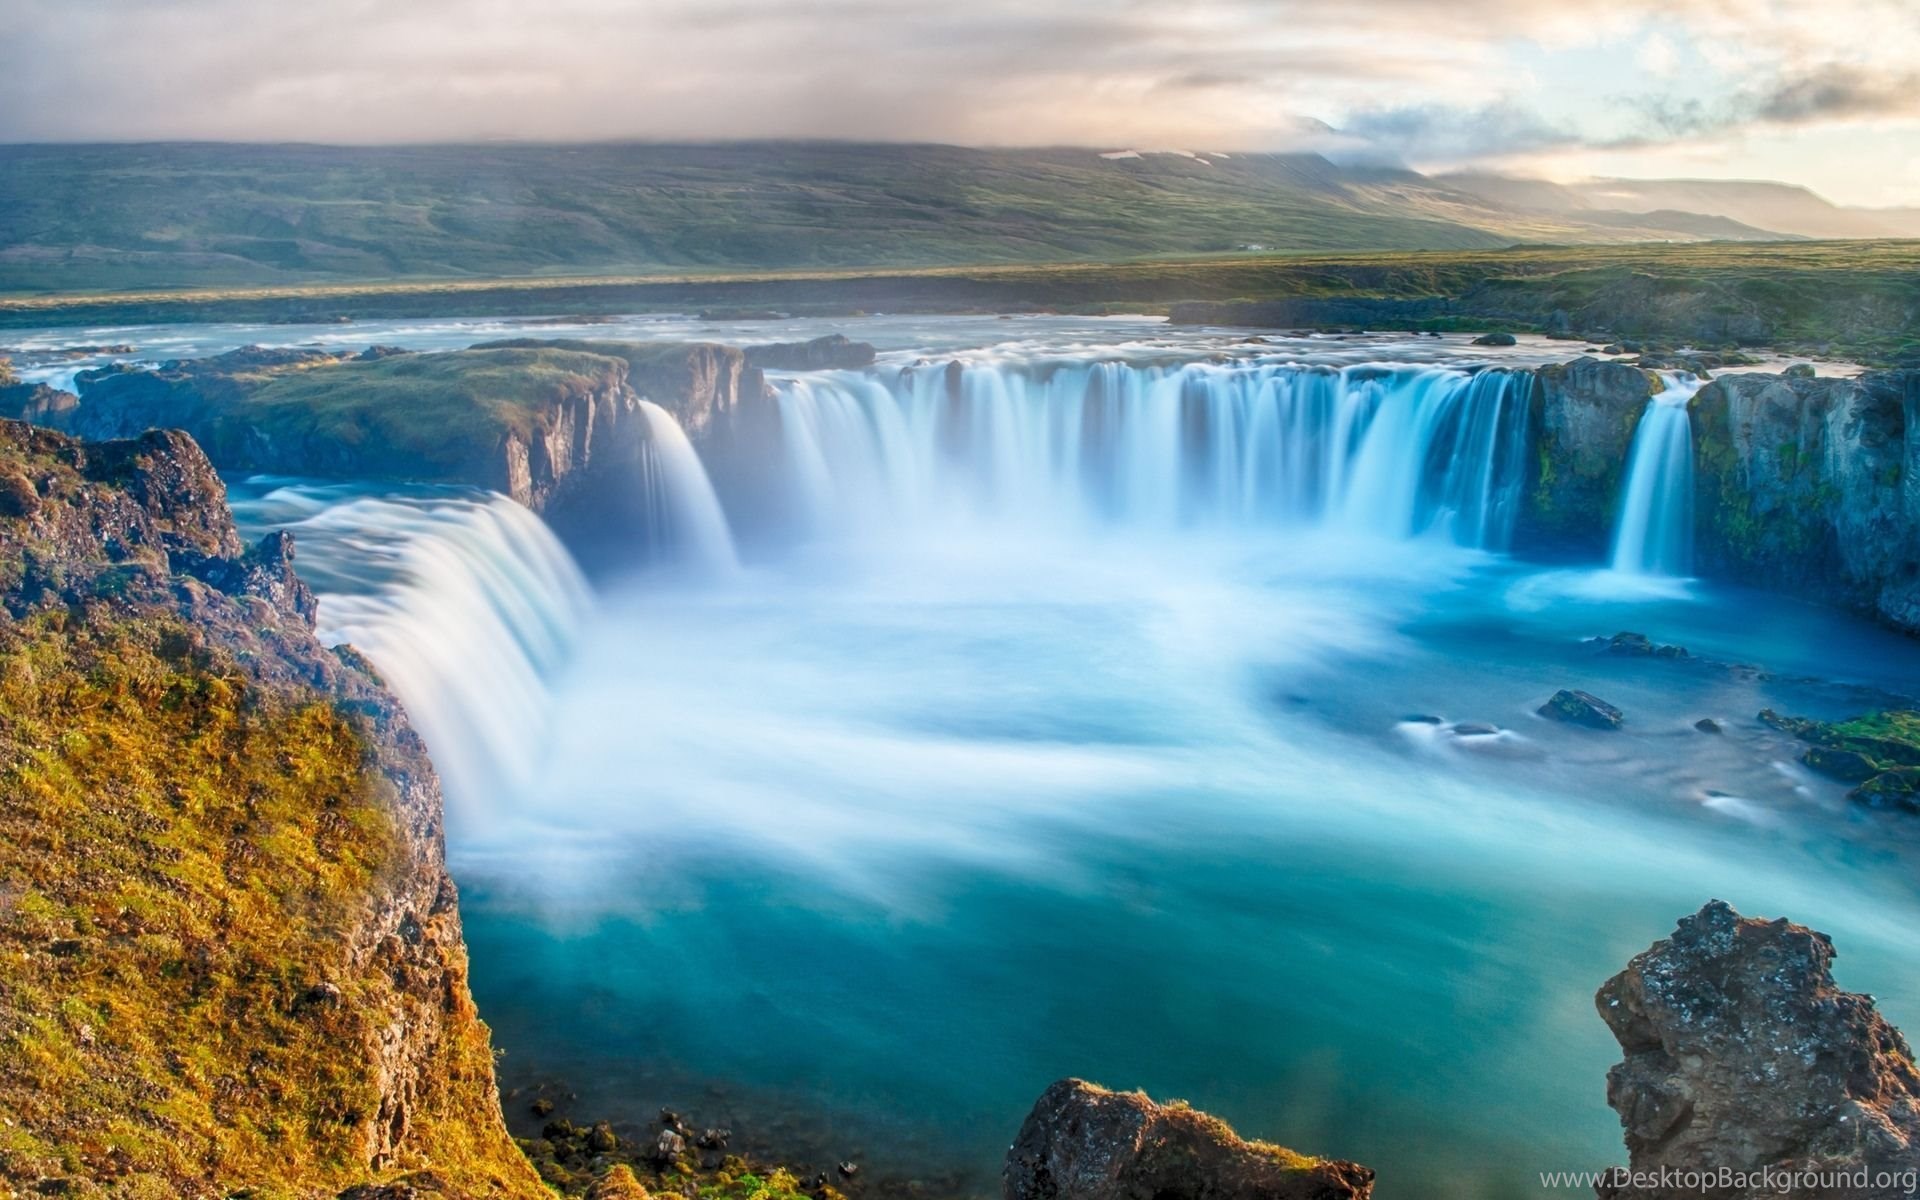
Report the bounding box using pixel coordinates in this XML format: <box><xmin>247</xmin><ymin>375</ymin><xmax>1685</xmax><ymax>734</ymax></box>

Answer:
<box><xmin>1758</xmin><ymin>707</ymin><xmax>1920</xmax><ymax>811</ymax></box>
<box><xmin>1595</xmin><ymin>900</ymin><xmax>1920</xmax><ymax>1199</ymax></box>
<box><xmin>1539</xmin><ymin>689</ymin><xmax>1625</xmax><ymax>729</ymax></box>
<box><xmin>1471</xmin><ymin>331</ymin><xmax>1518</xmax><ymax>346</ymax></box>
<box><xmin>1694</xmin><ymin>718</ymin><xmax>1724</xmax><ymax>734</ymax></box>
<box><xmin>1602</xmin><ymin>631</ymin><xmax>1689</xmax><ymax>659</ymax></box>
<box><xmin>1003</xmin><ymin>1079</ymin><xmax>1374</xmax><ymax>1200</ymax></box>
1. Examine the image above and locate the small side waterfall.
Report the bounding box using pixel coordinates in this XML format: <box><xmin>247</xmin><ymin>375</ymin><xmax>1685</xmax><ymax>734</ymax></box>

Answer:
<box><xmin>637</xmin><ymin>399</ymin><xmax>740</xmax><ymax>574</ymax></box>
<box><xmin>1610</xmin><ymin>375</ymin><xmax>1705</xmax><ymax>576</ymax></box>
<box><xmin>762</xmin><ymin>361</ymin><xmax>1533</xmax><ymax>549</ymax></box>
<box><xmin>232</xmin><ymin>486</ymin><xmax>592</xmax><ymax>828</ymax></box>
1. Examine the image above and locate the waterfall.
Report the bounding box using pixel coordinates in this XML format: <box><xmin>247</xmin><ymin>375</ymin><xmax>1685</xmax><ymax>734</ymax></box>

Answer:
<box><xmin>637</xmin><ymin>399</ymin><xmax>740</xmax><ymax>574</ymax></box>
<box><xmin>1609</xmin><ymin>375</ymin><xmax>1704</xmax><ymax>576</ymax></box>
<box><xmin>232</xmin><ymin>486</ymin><xmax>593</xmax><ymax>829</ymax></box>
<box><xmin>762</xmin><ymin>361</ymin><xmax>1532</xmax><ymax>549</ymax></box>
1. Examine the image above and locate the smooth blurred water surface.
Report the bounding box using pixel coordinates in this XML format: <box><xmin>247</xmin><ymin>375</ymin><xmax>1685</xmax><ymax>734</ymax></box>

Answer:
<box><xmin>451</xmin><ymin>529</ymin><xmax>1920</xmax><ymax>1200</ymax></box>
<box><xmin>191</xmin><ymin>319</ymin><xmax>1916</xmax><ymax>1198</ymax></box>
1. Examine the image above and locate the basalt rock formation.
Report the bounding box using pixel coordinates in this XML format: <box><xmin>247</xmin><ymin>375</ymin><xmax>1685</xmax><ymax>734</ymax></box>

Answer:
<box><xmin>1515</xmin><ymin>357</ymin><xmax>1658</xmax><ymax>555</ymax></box>
<box><xmin>0</xmin><ymin>418</ymin><xmax>541</xmax><ymax>1197</ymax></box>
<box><xmin>1691</xmin><ymin>370</ymin><xmax>1919</xmax><ymax>635</ymax></box>
<box><xmin>1596</xmin><ymin>901</ymin><xmax>1920</xmax><ymax>1200</ymax></box>
<box><xmin>1003</xmin><ymin>1079</ymin><xmax>1374</xmax><ymax>1200</ymax></box>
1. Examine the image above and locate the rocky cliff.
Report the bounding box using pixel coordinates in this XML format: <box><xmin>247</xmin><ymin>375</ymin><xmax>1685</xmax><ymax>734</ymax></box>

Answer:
<box><xmin>0</xmin><ymin>419</ymin><xmax>542</xmax><ymax>1197</ymax></box>
<box><xmin>1596</xmin><ymin>901</ymin><xmax>1920</xmax><ymax>1200</ymax></box>
<box><xmin>1691</xmin><ymin>370</ymin><xmax>1919</xmax><ymax>633</ymax></box>
<box><xmin>1516</xmin><ymin>358</ymin><xmax>1658</xmax><ymax>555</ymax></box>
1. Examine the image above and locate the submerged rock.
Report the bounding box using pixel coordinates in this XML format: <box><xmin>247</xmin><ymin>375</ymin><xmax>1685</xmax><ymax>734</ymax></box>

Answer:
<box><xmin>1539</xmin><ymin>689</ymin><xmax>1625</xmax><ymax>729</ymax></box>
<box><xmin>1603</xmin><ymin>631</ymin><xmax>1689</xmax><ymax>659</ymax></box>
<box><xmin>1003</xmin><ymin>1079</ymin><xmax>1373</xmax><ymax>1200</ymax></box>
<box><xmin>1595</xmin><ymin>900</ymin><xmax>1920</xmax><ymax>1199</ymax></box>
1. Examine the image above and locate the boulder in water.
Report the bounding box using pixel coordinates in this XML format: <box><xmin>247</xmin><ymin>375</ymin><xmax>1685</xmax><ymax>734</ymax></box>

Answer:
<box><xmin>1595</xmin><ymin>901</ymin><xmax>1920</xmax><ymax>1199</ymax></box>
<box><xmin>1603</xmin><ymin>631</ymin><xmax>1689</xmax><ymax>659</ymax></box>
<box><xmin>1758</xmin><ymin>708</ymin><xmax>1920</xmax><ymax>811</ymax></box>
<box><xmin>1471</xmin><ymin>331</ymin><xmax>1518</xmax><ymax>346</ymax></box>
<box><xmin>1539</xmin><ymin>689</ymin><xmax>1625</xmax><ymax>729</ymax></box>
<box><xmin>1003</xmin><ymin>1079</ymin><xmax>1374</xmax><ymax>1200</ymax></box>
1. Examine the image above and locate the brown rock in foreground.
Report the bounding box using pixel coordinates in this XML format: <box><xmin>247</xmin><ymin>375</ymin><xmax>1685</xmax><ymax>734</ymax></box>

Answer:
<box><xmin>1596</xmin><ymin>900</ymin><xmax>1920</xmax><ymax>1199</ymax></box>
<box><xmin>1004</xmin><ymin>1079</ymin><xmax>1373</xmax><ymax>1200</ymax></box>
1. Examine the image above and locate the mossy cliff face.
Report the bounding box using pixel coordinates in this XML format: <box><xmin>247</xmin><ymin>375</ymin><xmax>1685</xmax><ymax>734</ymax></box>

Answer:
<box><xmin>1691</xmin><ymin>370</ymin><xmax>1918</xmax><ymax>633</ymax></box>
<box><xmin>0</xmin><ymin>420</ymin><xmax>541</xmax><ymax>1198</ymax></box>
<box><xmin>1515</xmin><ymin>358</ymin><xmax>1658</xmax><ymax>554</ymax></box>
<box><xmin>9</xmin><ymin>341</ymin><xmax>772</xmax><ymax>568</ymax></box>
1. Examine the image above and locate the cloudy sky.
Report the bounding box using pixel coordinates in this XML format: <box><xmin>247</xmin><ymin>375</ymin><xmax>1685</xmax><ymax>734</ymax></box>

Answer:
<box><xmin>3</xmin><ymin>0</ymin><xmax>1916</xmax><ymax>205</ymax></box>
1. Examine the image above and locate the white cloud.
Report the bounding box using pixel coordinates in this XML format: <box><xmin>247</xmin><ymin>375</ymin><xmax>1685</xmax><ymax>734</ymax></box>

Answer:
<box><xmin>0</xmin><ymin>0</ymin><xmax>1913</xmax><ymax>202</ymax></box>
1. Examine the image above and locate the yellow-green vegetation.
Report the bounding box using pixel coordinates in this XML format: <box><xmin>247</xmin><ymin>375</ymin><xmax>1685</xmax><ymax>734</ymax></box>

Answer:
<box><xmin>0</xmin><ymin>611</ymin><xmax>534</xmax><ymax>1197</ymax></box>
<box><xmin>0</xmin><ymin>611</ymin><xmax>379</xmax><ymax>1191</ymax></box>
<box><xmin>0</xmin><ymin>414</ymin><xmax>544</xmax><ymax>1197</ymax></box>
<box><xmin>521</xmin><ymin>1119</ymin><xmax>841</xmax><ymax>1200</ymax></box>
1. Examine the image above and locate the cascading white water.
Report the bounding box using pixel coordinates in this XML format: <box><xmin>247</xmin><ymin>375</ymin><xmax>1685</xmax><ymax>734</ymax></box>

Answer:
<box><xmin>765</xmin><ymin>361</ymin><xmax>1532</xmax><ymax>549</ymax></box>
<box><xmin>637</xmin><ymin>399</ymin><xmax>740</xmax><ymax>574</ymax></box>
<box><xmin>233</xmin><ymin>486</ymin><xmax>593</xmax><ymax>828</ymax></box>
<box><xmin>1609</xmin><ymin>374</ymin><xmax>1705</xmax><ymax>576</ymax></box>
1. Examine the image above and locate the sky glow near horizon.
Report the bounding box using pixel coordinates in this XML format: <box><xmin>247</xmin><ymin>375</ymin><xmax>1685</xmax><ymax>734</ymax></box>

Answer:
<box><xmin>2</xmin><ymin>0</ymin><xmax>1916</xmax><ymax>205</ymax></box>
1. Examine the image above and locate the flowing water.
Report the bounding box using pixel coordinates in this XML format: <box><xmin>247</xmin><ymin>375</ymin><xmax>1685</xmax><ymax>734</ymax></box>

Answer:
<box><xmin>1610</xmin><ymin>375</ymin><xmax>1705</xmax><ymax>577</ymax></box>
<box><xmin>48</xmin><ymin>315</ymin><xmax>1919</xmax><ymax>1198</ymax></box>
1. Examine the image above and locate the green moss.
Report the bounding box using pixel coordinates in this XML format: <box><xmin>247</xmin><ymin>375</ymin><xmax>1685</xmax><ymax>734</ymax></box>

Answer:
<box><xmin>0</xmin><ymin>613</ymin><xmax>388</xmax><ymax>1189</ymax></box>
<box><xmin>1763</xmin><ymin>708</ymin><xmax>1920</xmax><ymax>812</ymax></box>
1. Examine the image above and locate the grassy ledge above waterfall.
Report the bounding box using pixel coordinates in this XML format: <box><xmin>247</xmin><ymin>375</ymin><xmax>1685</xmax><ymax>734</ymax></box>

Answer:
<box><xmin>55</xmin><ymin>345</ymin><xmax>631</xmax><ymax>487</ymax></box>
<box><xmin>0</xmin><ymin>418</ymin><xmax>543</xmax><ymax>1197</ymax></box>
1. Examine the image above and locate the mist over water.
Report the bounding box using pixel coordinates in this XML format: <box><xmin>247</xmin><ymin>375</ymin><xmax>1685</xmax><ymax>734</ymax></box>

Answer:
<box><xmin>209</xmin><ymin>324</ymin><xmax>1920</xmax><ymax>1200</ymax></box>
<box><xmin>231</xmin><ymin>483</ymin><xmax>592</xmax><ymax>826</ymax></box>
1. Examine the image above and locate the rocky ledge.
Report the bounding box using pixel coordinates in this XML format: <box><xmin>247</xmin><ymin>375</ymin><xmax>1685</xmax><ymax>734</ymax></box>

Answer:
<box><xmin>1005</xmin><ymin>1080</ymin><xmax>1374</xmax><ymax>1200</ymax></box>
<box><xmin>1597</xmin><ymin>900</ymin><xmax>1920</xmax><ymax>1200</ymax></box>
<box><xmin>0</xmin><ymin>418</ymin><xmax>540</xmax><ymax>1196</ymax></box>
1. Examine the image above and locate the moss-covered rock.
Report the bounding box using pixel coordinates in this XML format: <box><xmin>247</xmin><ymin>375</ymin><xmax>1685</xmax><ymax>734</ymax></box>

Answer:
<box><xmin>1515</xmin><ymin>358</ymin><xmax>1657</xmax><ymax>554</ymax></box>
<box><xmin>1760</xmin><ymin>708</ymin><xmax>1920</xmax><ymax>812</ymax></box>
<box><xmin>1004</xmin><ymin>1079</ymin><xmax>1372</xmax><ymax>1200</ymax></box>
<box><xmin>1691</xmin><ymin>371</ymin><xmax>1919</xmax><ymax>634</ymax></box>
<box><xmin>0</xmin><ymin>418</ymin><xmax>542</xmax><ymax>1197</ymax></box>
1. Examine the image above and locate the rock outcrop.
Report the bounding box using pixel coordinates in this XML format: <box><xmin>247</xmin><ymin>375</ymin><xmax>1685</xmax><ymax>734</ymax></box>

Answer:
<box><xmin>1758</xmin><ymin>708</ymin><xmax>1920</xmax><ymax>811</ymax></box>
<box><xmin>0</xmin><ymin>419</ymin><xmax>541</xmax><ymax>1196</ymax></box>
<box><xmin>1596</xmin><ymin>901</ymin><xmax>1920</xmax><ymax>1200</ymax></box>
<box><xmin>1004</xmin><ymin>1079</ymin><xmax>1373</xmax><ymax>1200</ymax></box>
<box><xmin>1516</xmin><ymin>358</ymin><xmax>1658</xmax><ymax>554</ymax></box>
<box><xmin>743</xmin><ymin>334</ymin><xmax>878</xmax><ymax>372</ymax></box>
<box><xmin>1539</xmin><ymin>688</ymin><xmax>1626</xmax><ymax>729</ymax></box>
<box><xmin>478</xmin><ymin>338</ymin><xmax>765</xmax><ymax>442</ymax></box>
<box><xmin>1691</xmin><ymin>370</ymin><xmax>1919</xmax><ymax>635</ymax></box>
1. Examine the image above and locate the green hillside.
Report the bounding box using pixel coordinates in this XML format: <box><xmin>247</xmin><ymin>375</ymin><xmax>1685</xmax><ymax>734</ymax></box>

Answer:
<box><xmin>0</xmin><ymin>142</ymin><xmax>1789</xmax><ymax>294</ymax></box>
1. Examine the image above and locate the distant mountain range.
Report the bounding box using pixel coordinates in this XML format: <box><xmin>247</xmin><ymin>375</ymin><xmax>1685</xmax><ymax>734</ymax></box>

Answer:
<box><xmin>0</xmin><ymin>141</ymin><xmax>1911</xmax><ymax>294</ymax></box>
<box><xmin>1437</xmin><ymin>173</ymin><xmax>1920</xmax><ymax>241</ymax></box>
